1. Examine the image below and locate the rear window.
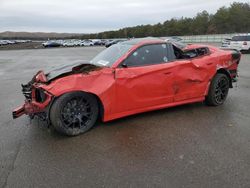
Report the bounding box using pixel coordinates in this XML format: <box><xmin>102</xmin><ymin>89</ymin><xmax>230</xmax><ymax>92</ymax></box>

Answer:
<box><xmin>232</xmin><ymin>36</ymin><xmax>250</xmax><ymax>41</ymax></box>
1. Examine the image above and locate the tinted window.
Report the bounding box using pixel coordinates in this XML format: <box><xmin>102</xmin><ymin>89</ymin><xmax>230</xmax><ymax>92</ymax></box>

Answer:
<box><xmin>182</xmin><ymin>47</ymin><xmax>210</xmax><ymax>59</ymax></box>
<box><xmin>232</xmin><ymin>36</ymin><xmax>250</xmax><ymax>41</ymax></box>
<box><xmin>124</xmin><ymin>44</ymin><xmax>176</xmax><ymax>67</ymax></box>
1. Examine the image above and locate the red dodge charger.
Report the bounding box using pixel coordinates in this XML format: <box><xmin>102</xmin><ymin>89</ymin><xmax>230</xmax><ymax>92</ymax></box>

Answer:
<box><xmin>13</xmin><ymin>38</ymin><xmax>241</xmax><ymax>136</ymax></box>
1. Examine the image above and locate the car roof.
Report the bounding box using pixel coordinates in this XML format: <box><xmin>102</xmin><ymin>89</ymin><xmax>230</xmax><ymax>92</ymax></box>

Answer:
<box><xmin>122</xmin><ymin>37</ymin><xmax>165</xmax><ymax>46</ymax></box>
<box><xmin>234</xmin><ymin>33</ymin><xmax>250</xmax><ymax>36</ymax></box>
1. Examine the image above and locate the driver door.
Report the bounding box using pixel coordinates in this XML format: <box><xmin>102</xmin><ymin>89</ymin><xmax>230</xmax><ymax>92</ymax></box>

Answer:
<box><xmin>114</xmin><ymin>43</ymin><xmax>177</xmax><ymax>113</ymax></box>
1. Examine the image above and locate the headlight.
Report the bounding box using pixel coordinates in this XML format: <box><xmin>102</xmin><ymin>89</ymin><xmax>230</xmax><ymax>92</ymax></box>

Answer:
<box><xmin>35</xmin><ymin>88</ymin><xmax>47</xmax><ymax>103</ymax></box>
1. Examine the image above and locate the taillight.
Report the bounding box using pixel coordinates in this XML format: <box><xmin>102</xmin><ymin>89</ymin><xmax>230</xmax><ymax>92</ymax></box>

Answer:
<box><xmin>243</xmin><ymin>41</ymin><xmax>247</xmax><ymax>45</ymax></box>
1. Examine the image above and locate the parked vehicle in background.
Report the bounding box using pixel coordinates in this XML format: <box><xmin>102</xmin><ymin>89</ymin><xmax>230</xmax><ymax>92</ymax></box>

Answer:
<box><xmin>0</xmin><ymin>39</ymin><xmax>32</xmax><ymax>46</ymax></box>
<box><xmin>42</xmin><ymin>41</ymin><xmax>61</xmax><ymax>48</ymax></box>
<box><xmin>63</xmin><ymin>41</ymin><xmax>75</xmax><ymax>47</ymax></box>
<box><xmin>55</xmin><ymin>40</ymin><xmax>65</xmax><ymax>46</ymax></box>
<box><xmin>0</xmin><ymin>40</ymin><xmax>9</xmax><ymax>45</ymax></box>
<box><xmin>221</xmin><ymin>38</ymin><xmax>232</xmax><ymax>48</ymax></box>
<box><xmin>80</xmin><ymin>40</ymin><xmax>94</xmax><ymax>46</ymax></box>
<box><xmin>0</xmin><ymin>40</ymin><xmax>16</xmax><ymax>45</ymax></box>
<box><xmin>165</xmin><ymin>36</ymin><xmax>183</xmax><ymax>43</ymax></box>
<box><xmin>92</xmin><ymin>39</ymin><xmax>103</xmax><ymax>45</ymax></box>
<box><xmin>73</xmin><ymin>41</ymin><xmax>81</xmax><ymax>46</ymax></box>
<box><xmin>225</xmin><ymin>34</ymin><xmax>250</xmax><ymax>53</ymax></box>
<box><xmin>105</xmin><ymin>39</ymin><xmax>127</xmax><ymax>48</ymax></box>
<box><xmin>105</xmin><ymin>40</ymin><xmax>116</xmax><ymax>48</ymax></box>
<box><xmin>101</xmin><ymin>40</ymin><xmax>108</xmax><ymax>45</ymax></box>
<box><xmin>7</xmin><ymin>40</ymin><xmax>16</xmax><ymax>44</ymax></box>
<box><xmin>15</xmin><ymin>40</ymin><xmax>30</xmax><ymax>43</ymax></box>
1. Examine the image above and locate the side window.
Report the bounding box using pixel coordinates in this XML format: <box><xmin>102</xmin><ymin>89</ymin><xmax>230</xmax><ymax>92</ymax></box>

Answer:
<box><xmin>232</xmin><ymin>36</ymin><xmax>248</xmax><ymax>41</ymax></box>
<box><xmin>124</xmin><ymin>44</ymin><xmax>176</xmax><ymax>67</ymax></box>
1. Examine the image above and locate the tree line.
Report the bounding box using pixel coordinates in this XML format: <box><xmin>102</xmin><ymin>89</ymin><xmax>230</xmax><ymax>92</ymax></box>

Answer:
<box><xmin>79</xmin><ymin>2</ymin><xmax>250</xmax><ymax>39</ymax></box>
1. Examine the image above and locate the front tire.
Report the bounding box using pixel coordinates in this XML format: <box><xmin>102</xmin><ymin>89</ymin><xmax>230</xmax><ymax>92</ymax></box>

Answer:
<box><xmin>50</xmin><ymin>92</ymin><xmax>99</xmax><ymax>136</ymax></box>
<box><xmin>205</xmin><ymin>73</ymin><xmax>230</xmax><ymax>106</ymax></box>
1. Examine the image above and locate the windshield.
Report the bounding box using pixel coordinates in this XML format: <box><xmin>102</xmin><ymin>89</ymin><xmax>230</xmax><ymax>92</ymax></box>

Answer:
<box><xmin>90</xmin><ymin>43</ymin><xmax>132</xmax><ymax>67</ymax></box>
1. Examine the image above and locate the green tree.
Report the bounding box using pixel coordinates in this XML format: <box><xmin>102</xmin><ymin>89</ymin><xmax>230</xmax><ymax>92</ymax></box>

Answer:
<box><xmin>76</xmin><ymin>2</ymin><xmax>250</xmax><ymax>39</ymax></box>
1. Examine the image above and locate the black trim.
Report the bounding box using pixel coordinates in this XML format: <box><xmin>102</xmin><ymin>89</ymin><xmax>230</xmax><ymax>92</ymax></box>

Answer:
<box><xmin>35</xmin><ymin>88</ymin><xmax>47</xmax><ymax>103</ymax></box>
<box><xmin>231</xmin><ymin>51</ymin><xmax>241</xmax><ymax>60</ymax></box>
<box><xmin>229</xmin><ymin>69</ymin><xmax>237</xmax><ymax>74</ymax></box>
<box><xmin>21</xmin><ymin>83</ymin><xmax>32</xmax><ymax>101</ymax></box>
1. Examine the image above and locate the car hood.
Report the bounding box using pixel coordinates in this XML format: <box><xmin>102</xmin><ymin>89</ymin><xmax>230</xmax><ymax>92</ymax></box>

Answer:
<box><xmin>47</xmin><ymin>60</ymin><xmax>103</xmax><ymax>82</ymax></box>
<box><xmin>33</xmin><ymin>60</ymin><xmax>103</xmax><ymax>83</ymax></box>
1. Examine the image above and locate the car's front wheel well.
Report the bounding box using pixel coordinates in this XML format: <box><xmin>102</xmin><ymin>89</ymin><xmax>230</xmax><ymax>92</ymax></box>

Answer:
<box><xmin>91</xmin><ymin>93</ymin><xmax>104</xmax><ymax>122</ymax></box>
<box><xmin>217</xmin><ymin>69</ymin><xmax>233</xmax><ymax>88</ymax></box>
<box><xmin>48</xmin><ymin>91</ymin><xmax>103</xmax><ymax>136</ymax></box>
<box><xmin>48</xmin><ymin>91</ymin><xmax>104</xmax><ymax>125</ymax></box>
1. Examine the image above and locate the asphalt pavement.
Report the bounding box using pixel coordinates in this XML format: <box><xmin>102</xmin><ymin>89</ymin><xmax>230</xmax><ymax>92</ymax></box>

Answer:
<box><xmin>0</xmin><ymin>46</ymin><xmax>250</xmax><ymax>188</ymax></box>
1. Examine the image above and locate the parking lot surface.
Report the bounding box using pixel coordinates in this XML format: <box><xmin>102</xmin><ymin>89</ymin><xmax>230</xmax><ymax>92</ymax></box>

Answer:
<box><xmin>0</xmin><ymin>46</ymin><xmax>250</xmax><ymax>188</ymax></box>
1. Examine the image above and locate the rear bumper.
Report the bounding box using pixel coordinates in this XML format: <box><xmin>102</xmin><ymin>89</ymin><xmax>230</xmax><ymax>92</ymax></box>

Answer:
<box><xmin>229</xmin><ymin>69</ymin><xmax>238</xmax><ymax>80</ymax></box>
<box><xmin>228</xmin><ymin>50</ymin><xmax>241</xmax><ymax>82</ymax></box>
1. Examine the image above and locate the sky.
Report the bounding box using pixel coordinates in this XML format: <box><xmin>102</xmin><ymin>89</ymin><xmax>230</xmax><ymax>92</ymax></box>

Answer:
<box><xmin>0</xmin><ymin>0</ymin><xmax>249</xmax><ymax>33</ymax></box>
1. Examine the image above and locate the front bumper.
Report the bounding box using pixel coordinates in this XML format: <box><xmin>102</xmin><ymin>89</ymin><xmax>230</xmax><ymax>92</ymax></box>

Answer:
<box><xmin>12</xmin><ymin>86</ymin><xmax>53</xmax><ymax>120</ymax></box>
<box><xmin>12</xmin><ymin>96</ymin><xmax>52</xmax><ymax>119</ymax></box>
<box><xmin>12</xmin><ymin>70</ymin><xmax>53</xmax><ymax>120</ymax></box>
<box><xmin>12</xmin><ymin>105</ymin><xmax>25</xmax><ymax>119</ymax></box>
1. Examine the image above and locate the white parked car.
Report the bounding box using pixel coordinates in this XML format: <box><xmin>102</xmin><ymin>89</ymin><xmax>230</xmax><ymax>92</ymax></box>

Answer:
<box><xmin>73</xmin><ymin>41</ymin><xmax>81</xmax><ymax>46</ymax></box>
<box><xmin>221</xmin><ymin>38</ymin><xmax>232</xmax><ymax>48</ymax></box>
<box><xmin>63</xmin><ymin>41</ymin><xmax>75</xmax><ymax>47</ymax></box>
<box><xmin>80</xmin><ymin>41</ymin><xmax>94</xmax><ymax>46</ymax></box>
<box><xmin>0</xmin><ymin>40</ymin><xmax>8</xmax><ymax>45</ymax></box>
<box><xmin>226</xmin><ymin>34</ymin><xmax>250</xmax><ymax>53</ymax></box>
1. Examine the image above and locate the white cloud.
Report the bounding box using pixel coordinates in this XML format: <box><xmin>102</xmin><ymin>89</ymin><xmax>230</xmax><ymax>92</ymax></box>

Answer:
<box><xmin>0</xmin><ymin>0</ymin><xmax>249</xmax><ymax>32</ymax></box>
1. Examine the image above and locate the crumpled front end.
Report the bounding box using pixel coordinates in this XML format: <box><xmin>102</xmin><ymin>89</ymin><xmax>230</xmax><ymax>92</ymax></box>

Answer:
<box><xmin>12</xmin><ymin>71</ymin><xmax>53</xmax><ymax>120</ymax></box>
<box><xmin>12</xmin><ymin>63</ymin><xmax>103</xmax><ymax>121</ymax></box>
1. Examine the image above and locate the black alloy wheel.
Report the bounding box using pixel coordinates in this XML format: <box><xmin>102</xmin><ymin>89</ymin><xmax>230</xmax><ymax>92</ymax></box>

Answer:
<box><xmin>50</xmin><ymin>92</ymin><xmax>99</xmax><ymax>136</ymax></box>
<box><xmin>61</xmin><ymin>96</ymin><xmax>92</xmax><ymax>130</ymax></box>
<box><xmin>205</xmin><ymin>73</ymin><xmax>230</xmax><ymax>106</ymax></box>
<box><xmin>214</xmin><ymin>76</ymin><xmax>229</xmax><ymax>104</ymax></box>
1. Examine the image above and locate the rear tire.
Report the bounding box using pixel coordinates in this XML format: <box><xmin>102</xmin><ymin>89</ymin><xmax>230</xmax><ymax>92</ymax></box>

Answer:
<box><xmin>50</xmin><ymin>92</ymin><xmax>99</xmax><ymax>136</ymax></box>
<box><xmin>205</xmin><ymin>73</ymin><xmax>230</xmax><ymax>106</ymax></box>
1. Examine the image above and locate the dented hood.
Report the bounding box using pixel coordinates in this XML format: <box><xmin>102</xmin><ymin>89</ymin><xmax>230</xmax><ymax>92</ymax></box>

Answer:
<box><xmin>45</xmin><ymin>60</ymin><xmax>102</xmax><ymax>82</ymax></box>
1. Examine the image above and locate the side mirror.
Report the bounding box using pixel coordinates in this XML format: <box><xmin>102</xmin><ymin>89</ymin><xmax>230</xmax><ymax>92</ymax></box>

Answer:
<box><xmin>121</xmin><ymin>62</ymin><xmax>128</xmax><ymax>68</ymax></box>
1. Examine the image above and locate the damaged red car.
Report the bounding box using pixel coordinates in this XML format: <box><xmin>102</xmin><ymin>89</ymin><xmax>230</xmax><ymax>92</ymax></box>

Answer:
<box><xmin>13</xmin><ymin>38</ymin><xmax>241</xmax><ymax>136</ymax></box>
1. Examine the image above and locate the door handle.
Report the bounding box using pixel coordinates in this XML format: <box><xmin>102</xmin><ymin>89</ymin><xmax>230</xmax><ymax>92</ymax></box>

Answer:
<box><xmin>206</xmin><ymin>62</ymin><xmax>213</xmax><ymax>65</ymax></box>
<box><xmin>163</xmin><ymin>72</ymin><xmax>172</xmax><ymax>75</ymax></box>
<box><xmin>188</xmin><ymin>78</ymin><xmax>203</xmax><ymax>83</ymax></box>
